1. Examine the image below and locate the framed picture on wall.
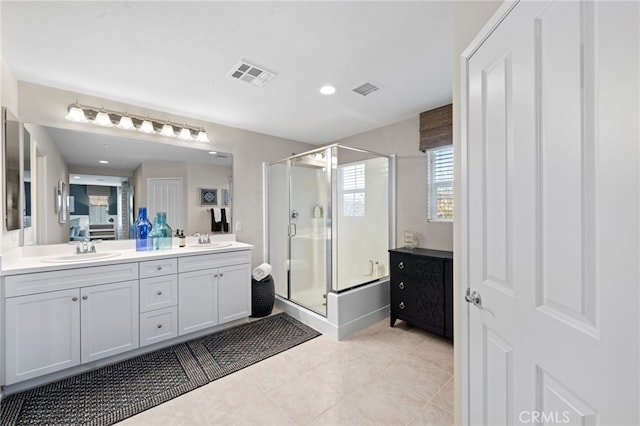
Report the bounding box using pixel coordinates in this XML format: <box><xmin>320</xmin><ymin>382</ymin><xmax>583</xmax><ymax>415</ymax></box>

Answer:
<box><xmin>222</xmin><ymin>189</ymin><xmax>230</xmax><ymax>206</ymax></box>
<box><xmin>200</xmin><ymin>188</ymin><xmax>217</xmax><ymax>206</ymax></box>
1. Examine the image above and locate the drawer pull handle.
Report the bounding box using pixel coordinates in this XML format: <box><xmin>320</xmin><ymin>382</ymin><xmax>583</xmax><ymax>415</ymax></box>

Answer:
<box><xmin>398</xmin><ymin>261</ymin><xmax>405</xmax><ymax>270</ymax></box>
<box><xmin>399</xmin><ymin>282</ymin><xmax>405</xmax><ymax>290</ymax></box>
<box><xmin>72</xmin><ymin>296</ymin><xmax>78</xmax><ymax>301</ymax></box>
<box><xmin>157</xmin><ymin>324</ymin><xmax>163</xmax><ymax>329</ymax></box>
<box><xmin>399</xmin><ymin>302</ymin><xmax>405</xmax><ymax>310</ymax></box>
<box><xmin>82</xmin><ymin>295</ymin><xmax>88</xmax><ymax>300</ymax></box>
<box><xmin>157</xmin><ymin>266</ymin><xmax>162</xmax><ymax>271</ymax></box>
<box><xmin>157</xmin><ymin>290</ymin><xmax>163</xmax><ymax>296</ymax></box>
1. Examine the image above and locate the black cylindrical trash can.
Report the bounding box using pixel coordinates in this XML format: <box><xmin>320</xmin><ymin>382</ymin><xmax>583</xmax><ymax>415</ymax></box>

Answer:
<box><xmin>251</xmin><ymin>275</ymin><xmax>275</xmax><ymax>317</ymax></box>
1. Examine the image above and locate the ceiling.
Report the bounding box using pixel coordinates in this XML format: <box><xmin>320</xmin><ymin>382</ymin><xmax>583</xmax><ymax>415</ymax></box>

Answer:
<box><xmin>1</xmin><ymin>1</ymin><xmax>452</xmax><ymax>145</ymax></box>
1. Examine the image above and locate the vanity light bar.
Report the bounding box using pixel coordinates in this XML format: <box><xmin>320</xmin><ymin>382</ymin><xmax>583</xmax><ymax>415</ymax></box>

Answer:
<box><xmin>64</xmin><ymin>103</ymin><xmax>210</xmax><ymax>142</ymax></box>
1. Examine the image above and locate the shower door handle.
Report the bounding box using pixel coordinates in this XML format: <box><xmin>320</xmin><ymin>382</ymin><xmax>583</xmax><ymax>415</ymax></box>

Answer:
<box><xmin>288</xmin><ymin>223</ymin><xmax>297</xmax><ymax>237</ymax></box>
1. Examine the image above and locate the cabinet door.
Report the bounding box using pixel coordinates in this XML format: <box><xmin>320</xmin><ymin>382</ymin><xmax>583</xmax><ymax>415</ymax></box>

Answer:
<box><xmin>218</xmin><ymin>263</ymin><xmax>251</xmax><ymax>324</ymax></box>
<box><xmin>5</xmin><ymin>289</ymin><xmax>80</xmax><ymax>385</ymax></box>
<box><xmin>80</xmin><ymin>280</ymin><xmax>139</xmax><ymax>363</ymax></box>
<box><xmin>178</xmin><ymin>269</ymin><xmax>219</xmax><ymax>335</ymax></box>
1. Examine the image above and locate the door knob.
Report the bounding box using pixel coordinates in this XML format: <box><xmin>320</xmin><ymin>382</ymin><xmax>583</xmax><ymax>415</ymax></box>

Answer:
<box><xmin>465</xmin><ymin>288</ymin><xmax>482</xmax><ymax>308</ymax></box>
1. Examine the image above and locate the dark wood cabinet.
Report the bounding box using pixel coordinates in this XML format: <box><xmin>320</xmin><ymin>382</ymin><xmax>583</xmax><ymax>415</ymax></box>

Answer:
<box><xmin>389</xmin><ymin>248</ymin><xmax>453</xmax><ymax>339</ymax></box>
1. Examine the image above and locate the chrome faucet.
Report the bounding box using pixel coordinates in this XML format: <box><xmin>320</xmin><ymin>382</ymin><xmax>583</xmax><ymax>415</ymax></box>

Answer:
<box><xmin>75</xmin><ymin>238</ymin><xmax>96</xmax><ymax>255</ymax></box>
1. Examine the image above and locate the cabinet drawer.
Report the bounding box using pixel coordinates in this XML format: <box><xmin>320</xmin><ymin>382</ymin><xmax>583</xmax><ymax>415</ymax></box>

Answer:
<box><xmin>139</xmin><ymin>258</ymin><xmax>178</xmax><ymax>279</ymax></box>
<box><xmin>390</xmin><ymin>276</ymin><xmax>418</xmax><ymax>313</ymax></box>
<box><xmin>140</xmin><ymin>307</ymin><xmax>178</xmax><ymax>347</ymax></box>
<box><xmin>390</xmin><ymin>253</ymin><xmax>416</xmax><ymax>275</ymax></box>
<box><xmin>140</xmin><ymin>275</ymin><xmax>178</xmax><ymax>312</ymax></box>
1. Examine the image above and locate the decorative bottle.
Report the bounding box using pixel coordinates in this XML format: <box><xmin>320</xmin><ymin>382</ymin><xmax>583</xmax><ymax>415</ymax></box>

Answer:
<box><xmin>134</xmin><ymin>207</ymin><xmax>152</xmax><ymax>251</ymax></box>
<box><xmin>156</xmin><ymin>212</ymin><xmax>172</xmax><ymax>250</ymax></box>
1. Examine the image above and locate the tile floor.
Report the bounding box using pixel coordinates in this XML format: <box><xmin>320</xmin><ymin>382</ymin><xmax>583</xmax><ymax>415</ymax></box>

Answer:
<box><xmin>118</xmin><ymin>315</ymin><xmax>454</xmax><ymax>426</ymax></box>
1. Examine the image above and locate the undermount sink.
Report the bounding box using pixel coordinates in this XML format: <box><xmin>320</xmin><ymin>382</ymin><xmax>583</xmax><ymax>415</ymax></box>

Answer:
<box><xmin>186</xmin><ymin>242</ymin><xmax>233</xmax><ymax>250</ymax></box>
<box><xmin>41</xmin><ymin>252</ymin><xmax>122</xmax><ymax>263</ymax></box>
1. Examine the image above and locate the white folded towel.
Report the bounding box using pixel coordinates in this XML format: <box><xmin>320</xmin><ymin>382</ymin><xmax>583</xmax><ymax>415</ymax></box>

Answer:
<box><xmin>213</xmin><ymin>207</ymin><xmax>221</xmax><ymax>222</ymax></box>
<box><xmin>252</xmin><ymin>263</ymin><xmax>272</xmax><ymax>281</ymax></box>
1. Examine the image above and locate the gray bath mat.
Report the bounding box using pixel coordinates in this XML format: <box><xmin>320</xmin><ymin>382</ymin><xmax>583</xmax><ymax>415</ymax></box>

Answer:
<box><xmin>0</xmin><ymin>313</ymin><xmax>320</xmax><ymax>426</ymax></box>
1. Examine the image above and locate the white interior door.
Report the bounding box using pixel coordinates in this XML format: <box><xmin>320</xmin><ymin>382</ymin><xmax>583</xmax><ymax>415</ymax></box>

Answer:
<box><xmin>461</xmin><ymin>1</ymin><xmax>639</xmax><ymax>424</ymax></box>
<box><xmin>147</xmin><ymin>178</ymin><xmax>183</xmax><ymax>230</ymax></box>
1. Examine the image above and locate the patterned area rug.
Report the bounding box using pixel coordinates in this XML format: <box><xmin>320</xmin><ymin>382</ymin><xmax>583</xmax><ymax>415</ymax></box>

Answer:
<box><xmin>0</xmin><ymin>313</ymin><xmax>320</xmax><ymax>426</ymax></box>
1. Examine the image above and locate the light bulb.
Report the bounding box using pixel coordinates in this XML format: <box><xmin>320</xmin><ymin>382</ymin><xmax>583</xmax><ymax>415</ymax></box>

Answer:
<box><xmin>65</xmin><ymin>106</ymin><xmax>88</xmax><ymax>122</ymax></box>
<box><xmin>160</xmin><ymin>123</ymin><xmax>175</xmax><ymax>137</ymax></box>
<box><xmin>139</xmin><ymin>119</ymin><xmax>155</xmax><ymax>134</ymax></box>
<box><xmin>117</xmin><ymin>115</ymin><xmax>135</xmax><ymax>130</ymax></box>
<box><xmin>196</xmin><ymin>129</ymin><xmax>210</xmax><ymax>142</ymax></box>
<box><xmin>178</xmin><ymin>127</ymin><xmax>192</xmax><ymax>140</ymax></box>
<box><xmin>93</xmin><ymin>111</ymin><xmax>114</xmax><ymax>127</ymax></box>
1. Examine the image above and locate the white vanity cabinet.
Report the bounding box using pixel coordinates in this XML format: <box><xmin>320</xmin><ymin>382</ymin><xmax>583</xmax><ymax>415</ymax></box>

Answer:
<box><xmin>4</xmin><ymin>263</ymin><xmax>139</xmax><ymax>385</ymax></box>
<box><xmin>178</xmin><ymin>250</ymin><xmax>251</xmax><ymax>335</ymax></box>
<box><xmin>2</xmin><ymin>246</ymin><xmax>252</xmax><ymax>387</ymax></box>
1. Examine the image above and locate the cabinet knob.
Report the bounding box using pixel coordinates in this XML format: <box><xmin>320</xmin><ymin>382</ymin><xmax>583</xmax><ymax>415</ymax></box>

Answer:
<box><xmin>398</xmin><ymin>261</ymin><xmax>405</xmax><ymax>270</ymax></box>
<box><xmin>157</xmin><ymin>324</ymin><xmax>163</xmax><ymax>329</ymax></box>
<box><xmin>399</xmin><ymin>282</ymin><xmax>405</xmax><ymax>290</ymax></box>
<box><xmin>399</xmin><ymin>302</ymin><xmax>405</xmax><ymax>310</ymax></box>
<box><xmin>157</xmin><ymin>290</ymin><xmax>163</xmax><ymax>296</ymax></box>
<box><xmin>82</xmin><ymin>295</ymin><xmax>88</xmax><ymax>300</ymax></box>
<box><xmin>214</xmin><ymin>274</ymin><xmax>218</xmax><ymax>278</ymax></box>
<box><xmin>220</xmin><ymin>273</ymin><xmax>224</xmax><ymax>277</ymax></box>
<box><xmin>157</xmin><ymin>266</ymin><xmax>162</xmax><ymax>271</ymax></box>
<box><xmin>72</xmin><ymin>296</ymin><xmax>78</xmax><ymax>301</ymax></box>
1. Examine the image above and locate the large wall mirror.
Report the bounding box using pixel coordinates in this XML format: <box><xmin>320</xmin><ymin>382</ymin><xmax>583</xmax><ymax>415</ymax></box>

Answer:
<box><xmin>24</xmin><ymin>124</ymin><xmax>233</xmax><ymax>246</ymax></box>
<box><xmin>3</xmin><ymin>107</ymin><xmax>21</xmax><ymax>231</ymax></box>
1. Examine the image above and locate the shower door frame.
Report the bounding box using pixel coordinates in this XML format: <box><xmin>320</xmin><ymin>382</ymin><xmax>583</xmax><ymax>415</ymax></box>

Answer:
<box><xmin>264</xmin><ymin>144</ymin><xmax>396</xmax><ymax>315</ymax></box>
<box><xmin>264</xmin><ymin>145</ymin><xmax>333</xmax><ymax>316</ymax></box>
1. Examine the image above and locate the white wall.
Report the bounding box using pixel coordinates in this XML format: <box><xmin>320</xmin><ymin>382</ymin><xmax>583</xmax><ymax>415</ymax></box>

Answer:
<box><xmin>337</xmin><ymin>116</ymin><xmax>453</xmax><ymax>251</ymax></box>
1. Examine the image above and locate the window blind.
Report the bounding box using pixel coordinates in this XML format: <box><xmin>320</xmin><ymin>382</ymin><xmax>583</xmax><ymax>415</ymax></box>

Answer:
<box><xmin>427</xmin><ymin>146</ymin><xmax>454</xmax><ymax>221</ymax></box>
<box><xmin>341</xmin><ymin>163</ymin><xmax>365</xmax><ymax>217</ymax></box>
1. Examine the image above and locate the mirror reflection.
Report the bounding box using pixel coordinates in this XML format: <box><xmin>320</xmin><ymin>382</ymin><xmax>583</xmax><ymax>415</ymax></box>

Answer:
<box><xmin>25</xmin><ymin>125</ymin><xmax>233</xmax><ymax>245</ymax></box>
<box><xmin>23</xmin><ymin>127</ymin><xmax>31</xmax><ymax>228</ymax></box>
<box><xmin>3</xmin><ymin>107</ymin><xmax>21</xmax><ymax>231</ymax></box>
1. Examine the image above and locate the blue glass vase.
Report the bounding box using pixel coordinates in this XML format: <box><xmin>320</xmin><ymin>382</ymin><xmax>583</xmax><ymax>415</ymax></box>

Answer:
<box><xmin>134</xmin><ymin>207</ymin><xmax>152</xmax><ymax>251</ymax></box>
<box><xmin>150</xmin><ymin>212</ymin><xmax>172</xmax><ymax>250</ymax></box>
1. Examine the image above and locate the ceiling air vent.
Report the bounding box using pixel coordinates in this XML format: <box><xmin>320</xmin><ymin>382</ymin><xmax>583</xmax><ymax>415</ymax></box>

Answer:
<box><xmin>228</xmin><ymin>60</ymin><xmax>276</xmax><ymax>87</ymax></box>
<box><xmin>352</xmin><ymin>82</ymin><xmax>380</xmax><ymax>96</ymax></box>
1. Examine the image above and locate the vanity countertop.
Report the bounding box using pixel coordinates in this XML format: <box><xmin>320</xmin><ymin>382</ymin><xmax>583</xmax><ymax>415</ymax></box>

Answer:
<box><xmin>0</xmin><ymin>236</ymin><xmax>253</xmax><ymax>276</ymax></box>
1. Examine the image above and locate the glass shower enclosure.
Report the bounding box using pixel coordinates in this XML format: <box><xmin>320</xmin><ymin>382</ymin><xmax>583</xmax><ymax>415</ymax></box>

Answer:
<box><xmin>266</xmin><ymin>144</ymin><xmax>393</xmax><ymax>317</ymax></box>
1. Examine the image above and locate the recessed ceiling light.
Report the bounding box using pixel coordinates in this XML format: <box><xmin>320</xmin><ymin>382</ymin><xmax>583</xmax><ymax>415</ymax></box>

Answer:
<box><xmin>99</xmin><ymin>160</ymin><xmax>109</xmax><ymax>164</ymax></box>
<box><xmin>104</xmin><ymin>144</ymin><xmax>111</xmax><ymax>149</ymax></box>
<box><xmin>208</xmin><ymin>151</ymin><xmax>218</xmax><ymax>155</ymax></box>
<box><xmin>320</xmin><ymin>85</ymin><xmax>337</xmax><ymax>95</ymax></box>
